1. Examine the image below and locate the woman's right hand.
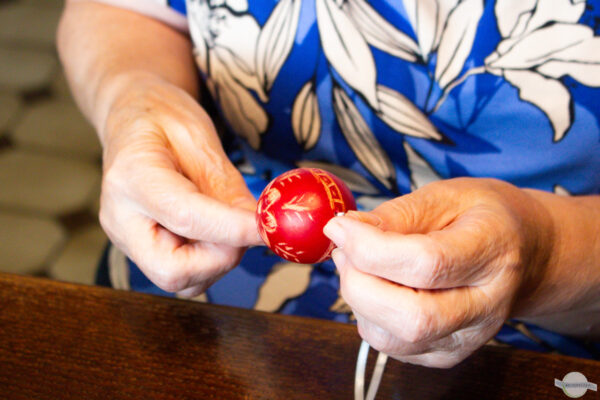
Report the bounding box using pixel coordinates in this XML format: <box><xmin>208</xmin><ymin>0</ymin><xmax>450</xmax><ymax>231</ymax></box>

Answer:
<box><xmin>99</xmin><ymin>75</ymin><xmax>263</xmax><ymax>297</ymax></box>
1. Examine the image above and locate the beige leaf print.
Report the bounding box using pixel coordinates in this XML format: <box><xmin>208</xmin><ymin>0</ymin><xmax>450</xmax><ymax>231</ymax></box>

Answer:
<box><xmin>404</xmin><ymin>141</ymin><xmax>441</xmax><ymax>190</ymax></box>
<box><xmin>332</xmin><ymin>85</ymin><xmax>396</xmax><ymax>191</ymax></box>
<box><xmin>292</xmin><ymin>81</ymin><xmax>322</xmax><ymax>150</ymax></box>
<box><xmin>377</xmin><ymin>85</ymin><xmax>442</xmax><ymax>141</ymax></box>
<box><xmin>254</xmin><ymin>262</ymin><xmax>313</xmax><ymax>312</ymax></box>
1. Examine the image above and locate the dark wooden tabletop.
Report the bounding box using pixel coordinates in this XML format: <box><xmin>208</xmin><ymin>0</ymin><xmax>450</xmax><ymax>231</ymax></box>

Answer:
<box><xmin>0</xmin><ymin>273</ymin><xmax>598</xmax><ymax>399</ymax></box>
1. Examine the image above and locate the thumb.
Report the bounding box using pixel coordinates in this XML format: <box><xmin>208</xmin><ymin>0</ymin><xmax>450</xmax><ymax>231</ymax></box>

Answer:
<box><xmin>208</xmin><ymin>166</ymin><xmax>262</xmax><ymax>245</ymax></box>
<box><xmin>363</xmin><ymin>183</ymin><xmax>461</xmax><ymax>234</ymax></box>
<box><xmin>178</xmin><ymin>147</ymin><xmax>262</xmax><ymax>245</ymax></box>
<box><xmin>213</xmin><ymin>169</ymin><xmax>262</xmax><ymax>245</ymax></box>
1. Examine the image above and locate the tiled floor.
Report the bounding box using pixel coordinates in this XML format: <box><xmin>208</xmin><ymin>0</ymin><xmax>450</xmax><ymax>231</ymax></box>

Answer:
<box><xmin>0</xmin><ymin>0</ymin><xmax>107</xmax><ymax>285</ymax></box>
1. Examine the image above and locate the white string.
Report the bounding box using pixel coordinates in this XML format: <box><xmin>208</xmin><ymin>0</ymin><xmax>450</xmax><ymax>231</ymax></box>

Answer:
<box><xmin>366</xmin><ymin>350</ymin><xmax>388</xmax><ymax>400</ymax></box>
<box><xmin>355</xmin><ymin>340</ymin><xmax>370</xmax><ymax>400</ymax></box>
<box><xmin>355</xmin><ymin>340</ymin><xmax>388</xmax><ymax>400</ymax></box>
<box><xmin>337</xmin><ymin>211</ymin><xmax>389</xmax><ymax>399</ymax></box>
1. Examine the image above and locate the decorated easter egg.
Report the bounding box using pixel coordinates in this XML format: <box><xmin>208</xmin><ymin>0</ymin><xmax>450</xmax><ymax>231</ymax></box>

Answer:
<box><xmin>256</xmin><ymin>168</ymin><xmax>356</xmax><ymax>263</ymax></box>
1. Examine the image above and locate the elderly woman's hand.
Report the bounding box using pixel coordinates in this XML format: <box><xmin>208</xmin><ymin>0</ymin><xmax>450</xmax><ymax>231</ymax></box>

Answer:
<box><xmin>99</xmin><ymin>75</ymin><xmax>262</xmax><ymax>297</ymax></box>
<box><xmin>323</xmin><ymin>178</ymin><xmax>561</xmax><ymax>368</ymax></box>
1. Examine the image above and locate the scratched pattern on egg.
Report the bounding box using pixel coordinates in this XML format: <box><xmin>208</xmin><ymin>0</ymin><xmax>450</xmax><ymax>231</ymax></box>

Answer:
<box><xmin>309</xmin><ymin>169</ymin><xmax>346</xmax><ymax>214</ymax></box>
<box><xmin>258</xmin><ymin>168</ymin><xmax>348</xmax><ymax>263</ymax></box>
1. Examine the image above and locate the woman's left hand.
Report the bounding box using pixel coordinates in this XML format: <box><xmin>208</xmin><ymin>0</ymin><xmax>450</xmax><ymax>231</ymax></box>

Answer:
<box><xmin>323</xmin><ymin>177</ymin><xmax>557</xmax><ymax>368</ymax></box>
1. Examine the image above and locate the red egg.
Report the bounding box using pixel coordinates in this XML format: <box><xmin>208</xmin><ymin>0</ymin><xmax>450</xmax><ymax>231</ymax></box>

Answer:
<box><xmin>256</xmin><ymin>168</ymin><xmax>356</xmax><ymax>263</ymax></box>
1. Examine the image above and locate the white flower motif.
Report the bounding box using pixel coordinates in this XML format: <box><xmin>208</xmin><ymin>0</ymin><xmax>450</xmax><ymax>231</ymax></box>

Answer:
<box><xmin>313</xmin><ymin>0</ymin><xmax>444</xmax><ymax>148</ymax></box>
<box><xmin>403</xmin><ymin>0</ymin><xmax>460</xmax><ymax>62</ymax></box>
<box><xmin>316</xmin><ymin>0</ymin><xmax>380</xmax><ymax>108</ymax></box>
<box><xmin>187</xmin><ymin>0</ymin><xmax>302</xmax><ymax>149</ymax></box>
<box><xmin>343</xmin><ymin>0</ymin><xmax>420</xmax><ymax>62</ymax></box>
<box><xmin>433</xmin><ymin>0</ymin><xmax>600</xmax><ymax>142</ymax></box>
<box><xmin>403</xmin><ymin>0</ymin><xmax>484</xmax><ymax>88</ymax></box>
<box><xmin>485</xmin><ymin>0</ymin><xmax>597</xmax><ymax>142</ymax></box>
<box><xmin>433</xmin><ymin>0</ymin><xmax>484</xmax><ymax>89</ymax></box>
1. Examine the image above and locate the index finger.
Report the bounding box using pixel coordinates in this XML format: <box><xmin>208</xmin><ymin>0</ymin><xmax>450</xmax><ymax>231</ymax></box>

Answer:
<box><xmin>122</xmin><ymin>166</ymin><xmax>262</xmax><ymax>246</ymax></box>
<box><xmin>324</xmin><ymin>212</ymin><xmax>503</xmax><ymax>289</ymax></box>
<box><xmin>333</xmin><ymin>250</ymin><xmax>488</xmax><ymax>344</ymax></box>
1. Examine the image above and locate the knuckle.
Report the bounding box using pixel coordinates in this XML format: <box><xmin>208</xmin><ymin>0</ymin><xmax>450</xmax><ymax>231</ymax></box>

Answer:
<box><xmin>102</xmin><ymin>162</ymin><xmax>127</xmax><ymax>193</ymax></box>
<box><xmin>418</xmin><ymin>242</ymin><xmax>446</xmax><ymax>288</ymax></box>
<box><xmin>145</xmin><ymin>260</ymin><xmax>189</xmax><ymax>293</ymax></box>
<box><xmin>208</xmin><ymin>249</ymin><xmax>242</xmax><ymax>276</ymax></box>
<box><xmin>152</xmin><ymin>270</ymin><xmax>188</xmax><ymax>293</ymax></box>
<box><xmin>168</xmin><ymin>204</ymin><xmax>195</xmax><ymax>236</ymax></box>
<box><xmin>426</xmin><ymin>353</ymin><xmax>464</xmax><ymax>369</ymax></box>
<box><xmin>403</xmin><ymin>311</ymin><xmax>433</xmax><ymax>344</ymax></box>
<box><xmin>361</xmin><ymin>325</ymin><xmax>395</xmax><ymax>354</ymax></box>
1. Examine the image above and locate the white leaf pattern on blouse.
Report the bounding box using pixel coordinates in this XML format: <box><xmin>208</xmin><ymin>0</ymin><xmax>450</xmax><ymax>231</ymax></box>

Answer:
<box><xmin>537</xmin><ymin>41</ymin><xmax>600</xmax><ymax>87</ymax></box>
<box><xmin>484</xmin><ymin>1</ymin><xmax>599</xmax><ymax>141</ymax></box>
<box><xmin>355</xmin><ymin>195</ymin><xmax>389</xmax><ymax>210</ymax></box>
<box><xmin>211</xmin><ymin>55</ymin><xmax>268</xmax><ymax>149</ymax></box>
<box><xmin>254</xmin><ymin>262</ymin><xmax>312</xmax><ymax>312</ymax></box>
<box><xmin>487</xmin><ymin>24</ymin><xmax>592</xmax><ymax>70</ymax></box>
<box><xmin>344</xmin><ymin>0</ymin><xmax>419</xmax><ymax>62</ymax></box>
<box><xmin>403</xmin><ymin>0</ymin><xmax>460</xmax><ymax>61</ymax></box>
<box><xmin>291</xmin><ymin>81</ymin><xmax>321</xmax><ymax>151</ymax></box>
<box><xmin>403</xmin><ymin>142</ymin><xmax>441</xmax><ymax>190</ymax></box>
<box><xmin>376</xmin><ymin>85</ymin><xmax>442</xmax><ymax>140</ymax></box>
<box><xmin>187</xmin><ymin>0</ymin><xmax>269</xmax><ymax>148</ymax></box>
<box><xmin>316</xmin><ymin>0</ymin><xmax>379</xmax><ymax>108</ymax></box>
<box><xmin>332</xmin><ymin>85</ymin><xmax>396</xmax><ymax>190</ymax></box>
<box><xmin>434</xmin><ymin>0</ymin><xmax>484</xmax><ymax>89</ymax></box>
<box><xmin>554</xmin><ymin>185</ymin><xmax>571</xmax><ymax>196</ymax></box>
<box><xmin>219</xmin><ymin>0</ymin><xmax>247</xmax><ymax>13</ymax></box>
<box><xmin>296</xmin><ymin>160</ymin><xmax>379</xmax><ymax>194</ymax></box>
<box><xmin>522</xmin><ymin>0</ymin><xmax>586</xmax><ymax>34</ymax></box>
<box><xmin>209</xmin><ymin>8</ymin><xmax>264</xmax><ymax>96</ymax></box>
<box><xmin>188</xmin><ymin>0</ymin><xmax>211</xmax><ymax>70</ymax></box>
<box><xmin>494</xmin><ymin>0</ymin><xmax>585</xmax><ymax>55</ymax></box>
<box><xmin>256</xmin><ymin>0</ymin><xmax>302</xmax><ymax>97</ymax></box>
<box><xmin>502</xmin><ymin>70</ymin><xmax>572</xmax><ymax>142</ymax></box>
<box><xmin>494</xmin><ymin>0</ymin><xmax>536</xmax><ymax>38</ymax></box>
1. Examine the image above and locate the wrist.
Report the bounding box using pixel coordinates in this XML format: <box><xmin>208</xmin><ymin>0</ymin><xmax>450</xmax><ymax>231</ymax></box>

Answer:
<box><xmin>513</xmin><ymin>189</ymin><xmax>600</xmax><ymax>318</ymax></box>
<box><xmin>93</xmin><ymin>71</ymin><xmax>169</xmax><ymax>144</ymax></box>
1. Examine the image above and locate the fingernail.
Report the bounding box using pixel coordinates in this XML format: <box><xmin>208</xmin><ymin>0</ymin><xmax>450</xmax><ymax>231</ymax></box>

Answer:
<box><xmin>324</xmin><ymin>218</ymin><xmax>346</xmax><ymax>248</ymax></box>
<box><xmin>346</xmin><ymin>210</ymin><xmax>382</xmax><ymax>227</ymax></box>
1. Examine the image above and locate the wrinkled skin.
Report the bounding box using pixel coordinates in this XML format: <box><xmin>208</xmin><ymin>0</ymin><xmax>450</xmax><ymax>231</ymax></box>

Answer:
<box><xmin>325</xmin><ymin>178</ymin><xmax>567</xmax><ymax>368</ymax></box>
<box><xmin>100</xmin><ymin>77</ymin><xmax>262</xmax><ymax>297</ymax></box>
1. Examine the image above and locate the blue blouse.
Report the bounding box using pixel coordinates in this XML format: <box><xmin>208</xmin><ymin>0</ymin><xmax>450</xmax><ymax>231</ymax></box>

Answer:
<box><xmin>105</xmin><ymin>0</ymin><xmax>600</xmax><ymax>359</ymax></box>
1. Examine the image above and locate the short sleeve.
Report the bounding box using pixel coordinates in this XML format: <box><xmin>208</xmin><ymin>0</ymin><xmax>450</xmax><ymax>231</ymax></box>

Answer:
<box><xmin>90</xmin><ymin>0</ymin><xmax>188</xmax><ymax>32</ymax></box>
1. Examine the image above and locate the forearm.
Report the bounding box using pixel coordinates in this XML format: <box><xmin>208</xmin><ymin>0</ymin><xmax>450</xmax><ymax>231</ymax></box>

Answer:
<box><xmin>516</xmin><ymin>189</ymin><xmax>600</xmax><ymax>337</ymax></box>
<box><xmin>57</xmin><ymin>0</ymin><xmax>198</xmax><ymax>143</ymax></box>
